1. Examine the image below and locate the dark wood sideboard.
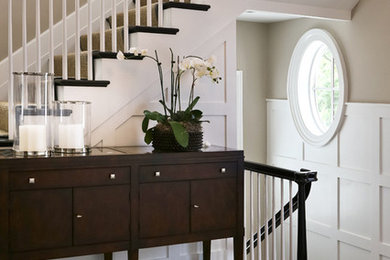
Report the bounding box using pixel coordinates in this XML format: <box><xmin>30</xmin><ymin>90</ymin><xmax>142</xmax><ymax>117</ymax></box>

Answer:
<box><xmin>0</xmin><ymin>146</ymin><xmax>244</xmax><ymax>260</ymax></box>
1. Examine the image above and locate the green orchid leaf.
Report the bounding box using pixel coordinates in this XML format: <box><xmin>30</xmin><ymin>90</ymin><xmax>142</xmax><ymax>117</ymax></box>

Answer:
<box><xmin>142</xmin><ymin>116</ymin><xmax>149</xmax><ymax>133</ymax></box>
<box><xmin>168</xmin><ymin>121</ymin><xmax>189</xmax><ymax>148</ymax></box>
<box><xmin>185</xmin><ymin>96</ymin><xmax>200</xmax><ymax>113</ymax></box>
<box><xmin>159</xmin><ymin>100</ymin><xmax>172</xmax><ymax>115</ymax></box>
<box><xmin>144</xmin><ymin>128</ymin><xmax>154</xmax><ymax>144</ymax></box>
<box><xmin>144</xmin><ymin>110</ymin><xmax>166</xmax><ymax>123</ymax></box>
<box><xmin>191</xmin><ymin>109</ymin><xmax>203</xmax><ymax>120</ymax></box>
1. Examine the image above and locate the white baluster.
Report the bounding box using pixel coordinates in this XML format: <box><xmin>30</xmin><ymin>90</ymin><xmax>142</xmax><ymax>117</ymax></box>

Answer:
<box><xmin>88</xmin><ymin>0</ymin><xmax>93</xmax><ymax>80</ymax></box>
<box><xmin>22</xmin><ymin>0</ymin><xmax>27</xmax><ymax>72</ymax></box>
<box><xmin>272</xmin><ymin>177</ymin><xmax>276</xmax><ymax>260</ymax></box>
<box><xmin>62</xmin><ymin>0</ymin><xmax>68</xmax><ymax>79</ymax></box>
<box><xmin>289</xmin><ymin>181</ymin><xmax>293</xmax><ymax>260</ymax></box>
<box><xmin>124</xmin><ymin>0</ymin><xmax>129</xmax><ymax>52</ymax></box>
<box><xmin>8</xmin><ymin>0</ymin><xmax>14</xmax><ymax>139</ymax></box>
<box><xmin>147</xmin><ymin>0</ymin><xmax>152</xmax><ymax>27</ymax></box>
<box><xmin>75</xmin><ymin>0</ymin><xmax>81</xmax><ymax>80</ymax></box>
<box><xmin>250</xmin><ymin>171</ymin><xmax>254</xmax><ymax>260</ymax></box>
<box><xmin>158</xmin><ymin>0</ymin><xmax>163</xmax><ymax>27</ymax></box>
<box><xmin>265</xmin><ymin>175</ymin><xmax>269</xmax><ymax>260</ymax></box>
<box><xmin>258</xmin><ymin>174</ymin><xmax>262</xmax><ymax>260</ymax></box>
<box><xmin>49</xmin><ymin>0</ymin><xmax>54</xmax><ymax>74</ymax></box>
<box><xmin>100</xmin><ymin>0</ymin><xmax>105</xmax><ymax>51</ymax></box>
<box><xmin>111</xmin><ymin>0</ymin><xmax>117</xmax><ymax>52</ymax></box>
<box><xmin>135</xmin><ymin>0</ymin><xmax>141</xmax><ymax>26</ymax></box>
<box><xmin>36</xmin><ymin>0</ymin><xmax>41</xmax><ymax>72</ymax></box>
<box><xmin>281</xmin><ymin>179</ymin><xmax>285</xmax><ymax>260</ymax></box>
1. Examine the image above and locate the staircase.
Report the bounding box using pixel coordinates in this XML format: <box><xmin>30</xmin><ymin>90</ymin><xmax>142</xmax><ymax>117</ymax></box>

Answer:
<box><xmin>53</xmin><ymin>0</ymin><xmax>197</xmax><ymax>80</ymax></box>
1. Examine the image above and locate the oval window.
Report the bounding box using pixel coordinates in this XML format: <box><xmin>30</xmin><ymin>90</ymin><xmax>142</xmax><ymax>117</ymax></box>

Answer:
<box><xmin>287</xmin><ymin>29</ymin><xmax>348</xmax><ymax>146</ymax></box>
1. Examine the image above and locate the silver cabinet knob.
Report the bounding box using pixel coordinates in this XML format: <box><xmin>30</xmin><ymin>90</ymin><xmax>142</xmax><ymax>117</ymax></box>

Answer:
<box><xmin>154</xmin><ymin>171</ymin><xmax>161</xmax><ymax>177</ymax></box>
<box><xmin>28</xmin><ymin>178</ymin><xmax>35</xmax><ymax>184</ymax></box>
<box><xmin>193</xmin><ymin>205</ymin><xmax>200</xmax><ymax>209</ymax></box>
<box><xmin>220</xmin><ymin>168</ymin><xmax>227</xmax><ymax>173</ymax></box>
<box><xmin>109</xmin><ymin>173</ymin><xmax>116</xmax><ymax>180</ymax></box>
<box><xmin>76</xmin><ymin>214</ymin><xmax>83</xmax><ymax>219</ymax></box>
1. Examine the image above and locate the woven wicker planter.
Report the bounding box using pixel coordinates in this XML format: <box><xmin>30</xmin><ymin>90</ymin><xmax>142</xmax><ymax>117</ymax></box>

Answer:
<box><xmin>152</xmin><ymin>123</ymin><xmax>203</xmax><ymax>152</ymax></box>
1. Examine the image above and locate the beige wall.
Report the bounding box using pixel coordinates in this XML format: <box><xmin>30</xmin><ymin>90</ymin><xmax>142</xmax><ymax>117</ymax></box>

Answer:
<box><xmin>0</xmin><ymin>0</ymin><xmax>87</xmax><ymax>61</ymax></box>
<box><xmin>237</xmin><ymin>21</ymin><xmax>268</xmax><ymax>163</ymax></box>
<box><xmin>267</xmin><ymin>0</ymin><xmax>390</xmax><ymax>103</ymax></box>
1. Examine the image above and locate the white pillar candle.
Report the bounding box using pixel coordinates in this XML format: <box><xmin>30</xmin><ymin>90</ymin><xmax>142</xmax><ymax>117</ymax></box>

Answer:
<box><xmin>19</xmin><ymin>125</ymin><xmax>47</xmax><ymax>152</ymax></box>
<box><xmin>58</xmin><ymin>124</ymin><xmax>84</xmax><ymax>149</ymax></box>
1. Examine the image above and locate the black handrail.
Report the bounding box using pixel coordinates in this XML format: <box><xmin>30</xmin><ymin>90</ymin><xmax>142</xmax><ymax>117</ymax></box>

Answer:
<box><xmin>244</xmin><ymin>161</ymin><xmax>318</xmax><ymax>260</ymax></box>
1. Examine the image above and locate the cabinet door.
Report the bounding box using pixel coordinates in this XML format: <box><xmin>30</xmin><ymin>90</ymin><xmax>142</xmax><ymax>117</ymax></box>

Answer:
<box><xmin>9</xmin><ymin>189</ymin><xmax>72</xmax><ymax>252</ymax></box>
<box><xmin>191</xmin><ymin>178</ymin><xmax>237</xmax><ymax>232</ymax></box>
<box><xmin>139</xmin><ymin>182</ymin><xmax>190</xmax><ymax>238</ymax></box>
<box><xmin>73</xmin><ymin>185</ymin><xmax>130</xmax><ymax>245</ymax></box>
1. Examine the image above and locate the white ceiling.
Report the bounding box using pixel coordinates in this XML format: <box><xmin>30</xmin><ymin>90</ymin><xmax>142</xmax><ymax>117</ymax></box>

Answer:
<box><xmin>238</xmin><ymin>0</ymin><xmax>360</xmax><ymax>23</ymax></box>
<box><xmin>268</xmin><ymin>0</ymin><xmax>360</xmax><ymax>10</ymax></box>
<box><xmin>238</xmin><ymin>10</ymin><xmax>301</xmax><ymax>23</ymax></box>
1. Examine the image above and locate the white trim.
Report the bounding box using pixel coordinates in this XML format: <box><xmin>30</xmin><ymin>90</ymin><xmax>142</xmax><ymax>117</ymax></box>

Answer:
<box><xmin>287</xmin><ymin>28</ymin><xmax>348</xmax><ymax>147</ymax></box>
<box><xmin>236</xmin><ymin>70</ymin><xmax>243</xmax><ymax>150</ymax></box>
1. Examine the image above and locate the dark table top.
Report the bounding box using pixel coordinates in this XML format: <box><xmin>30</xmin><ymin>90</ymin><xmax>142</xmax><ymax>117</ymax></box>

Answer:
<box><xmin>0</xmin><ymin>145</ymin><xmax>242</xmax><ymax>161</ymax></box>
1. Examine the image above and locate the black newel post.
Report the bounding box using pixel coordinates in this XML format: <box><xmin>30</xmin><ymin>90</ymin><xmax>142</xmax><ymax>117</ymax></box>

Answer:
<box><xmin>297</xmin><ymin>182</ymin><xmax>308</xmax><ymax>260</ymax></box>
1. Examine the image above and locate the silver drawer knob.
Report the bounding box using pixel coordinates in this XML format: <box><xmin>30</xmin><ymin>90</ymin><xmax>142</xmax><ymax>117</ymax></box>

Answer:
<box><xmin>220</xmin><ymin>168</ymin><xmax>227</xmax><ymax>173</ymax></box>
<box><xmin>193</xmin><ymin>205</ymin><xmax>200</xmax><ymax>209</ymax></box>
<box><xmin>76</xmin><ymin>214</ymin><xmax>83</xmax><ymax>219</ymax></box>
<box><xmin>109</xmin><ymin>173</ymin><xmax>116</xmax><ymax>180</ymax></box>
<box><xmin>154</xmin><ymin>171</ymin><xmax>161</xmax><ymax>177</ymax></box>
<box><xmin>28</xmin><ymin>178</ymin><xmax>35</xmax><ymax>184</ymax></box>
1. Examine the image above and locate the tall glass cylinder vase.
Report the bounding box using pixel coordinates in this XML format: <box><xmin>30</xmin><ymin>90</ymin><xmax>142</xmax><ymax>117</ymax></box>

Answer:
<box><xmin>53</xmin><ymin>101</ymin><xmax>91</xmax><ymax>154</ymax></box>
<box><xmin>12</xmin><ymin>72</ymin><xmax>54</xmax><ymax>156</ymax></box>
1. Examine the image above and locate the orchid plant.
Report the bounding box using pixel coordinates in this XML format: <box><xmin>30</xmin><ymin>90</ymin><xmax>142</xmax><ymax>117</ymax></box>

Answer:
<box><xmin>117</xmin><ymin>48</ymin><xmax>221</xmax><ymax>148</ymax></box>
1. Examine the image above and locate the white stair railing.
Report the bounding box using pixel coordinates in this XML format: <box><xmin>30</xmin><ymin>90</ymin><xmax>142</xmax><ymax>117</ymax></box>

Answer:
<box><xmin>244</xmin><ymin>162</ymin><xmax>317</xmax><ymax>260</ymax></box>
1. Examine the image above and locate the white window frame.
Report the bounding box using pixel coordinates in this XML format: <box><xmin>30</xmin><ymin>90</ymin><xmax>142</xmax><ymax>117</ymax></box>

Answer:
<box><xmin>287</xmin><ymin>28</ymin><xmax>348</xmax><ymax>147</ymax></box>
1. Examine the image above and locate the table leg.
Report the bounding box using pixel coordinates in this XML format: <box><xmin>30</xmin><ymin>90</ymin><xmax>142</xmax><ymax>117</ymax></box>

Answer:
<box><xmin>234</xmin><ymin>235</ymin><xmax>244</xmax><ymax>260</ymax></box>
<box><xmin>128</xmin><ymin>249</ymin><xmax>139</xmax><ymax>260</ymax></box>
<box><xmin>203</xmin><ymin>240</ymin><xmax>211</xmax><ymax>260</ymax></box>
<box><xmin>104</xmin><ymin>253</ymin><xmax>113</xmax><ymax>260</ymax></box>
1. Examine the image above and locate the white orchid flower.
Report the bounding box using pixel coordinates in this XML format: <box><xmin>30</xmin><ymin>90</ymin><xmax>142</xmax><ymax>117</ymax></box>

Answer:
<box><xmin>206</xmin><ymin>55</ymin><xmax>217</xmax><ymax>67</ymax></box>
<box><xmin>179</xmin><ymin>58</ymin><xmax>192</xmax><ymax>71</ymax></box>
<box><xmin>129</xmin><ymin>47</ymin><xmax>139</xmax><ymax>55</ymax></box>
<box><xmin>210</xmin><ymin>69</ymin><xmax>219</xmax><ymax>79</ymax></box>
<box><xmin>141</xmin><ymin>49</ymin><xmax>148</xmax><ymax>56</ymax></box>
<box><xmin>116</xmin><ymin>50</ymin><xmax>125</xmax><ymax>60</ymax></box>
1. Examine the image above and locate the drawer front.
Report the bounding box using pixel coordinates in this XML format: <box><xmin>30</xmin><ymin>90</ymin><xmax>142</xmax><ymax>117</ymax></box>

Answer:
<box><xmin>10</xmin><ymin>167</ymin><xmax>130</xmax><ymax>190</ymax></box>
<box><xmin>139</xmin><ymin>162</ymin><xmax>237</xmax><ymax>183</ymax></box>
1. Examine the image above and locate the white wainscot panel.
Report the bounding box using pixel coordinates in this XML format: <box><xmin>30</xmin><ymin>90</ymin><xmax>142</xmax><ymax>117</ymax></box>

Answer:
<box><xmin>139</xmin><ymin>246</ymin><xmax>168</xmax><ymax>259</ymax></box>
<box><xmin>114</xmin><ymin>116</ymin><xmax>148</xmax><ymax>146</ymax></box>
<box><xmin>179</xmin><ymin>239</ymin><xmax>229</xmax><ymax>259</ymax></box>
<box><xmin>339</xmin><ymin>242</ymin><xmax>370</xmax><ymax>260</ymax></box>
<box><xmin>304</xmin><ymin>136</ymin><xmax>338</xmax><ymax>166</ymax></box>
<box><xmin>269</xmin><ymin>106</ymin><xmax>302</xmax><ymax>159</ymax></box>
<box><xmin>202</xmin><ymin>115</ymin><xmax>226</xmax><ymax>147</ymax></box>
<box><xmin>381</xmin><ymin>118</ymin><xmax>390</xmax><ymax>176</ymax></box>
<box><xmin>339</xmin><ymin>115</ymin><xmax>374</xmax><ymax>172</ymax></box>
<box><xmin>339</xmin><ymin>178</ymin><xmax>371</xmax><ymax>239</ymax></box>
<box><xmin>381</xmin><ymin>186</ymin><xmax>390</xmax><ymax>245</ymax></box>
<box><xmin>307</xmin><ymin>231</ymin><xmax>334</xmax><ymax>260</ymax></box>
<box><xmin>306</xmin><ymin>173</ymin><xmax>334</xmax><ymax>227</ymax></box>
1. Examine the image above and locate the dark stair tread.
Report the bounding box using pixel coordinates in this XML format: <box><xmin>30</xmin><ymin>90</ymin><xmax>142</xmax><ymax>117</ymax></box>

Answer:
<box><xmin>54</xmin><ymin>51</ymin><xmax>143</xmax><ymax>79</ymax></box>
<box><xmin>54</xmin><ymin>79</ymin><xmax>111</xmax><ymax>87</ymax></box>
<box><xmin>128</xmin><ymin>26</ymin><xmax>179</xmax><ymax>34</ymax></box>
<box><xmin>163</xmin><ymin>2</ymin><xmax>210</xmax><ymax>11</ymax></box>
